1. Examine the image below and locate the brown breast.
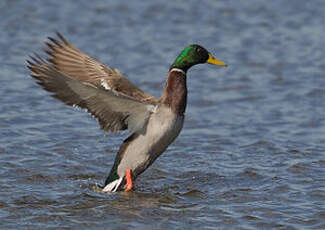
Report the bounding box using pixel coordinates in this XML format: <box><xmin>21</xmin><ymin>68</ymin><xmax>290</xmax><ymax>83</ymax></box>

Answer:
<box><xmin>160</xmin><ymin>69</ymin><xmax>187</xmax><ymax>116</ymax></box>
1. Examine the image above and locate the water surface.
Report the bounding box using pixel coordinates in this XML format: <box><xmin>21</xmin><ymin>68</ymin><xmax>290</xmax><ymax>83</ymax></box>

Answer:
<box><xmin>0</xmin><ymin>0</ymin><xmax>324</xmax><ymax>229</ymax></box>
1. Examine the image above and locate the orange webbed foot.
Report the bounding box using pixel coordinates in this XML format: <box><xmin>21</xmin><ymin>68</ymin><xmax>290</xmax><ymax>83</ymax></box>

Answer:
<box><xmin>124</xmin><ymin>169</ymin><xmax>133</xmax><ymax>191</ymax></box>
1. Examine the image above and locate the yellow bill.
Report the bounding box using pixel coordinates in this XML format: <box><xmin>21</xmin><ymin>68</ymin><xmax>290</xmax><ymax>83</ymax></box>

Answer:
<box><xmin>206</xmin><ymin>53</ymin><xmax>227</xmax><ymax>67</ymax></box>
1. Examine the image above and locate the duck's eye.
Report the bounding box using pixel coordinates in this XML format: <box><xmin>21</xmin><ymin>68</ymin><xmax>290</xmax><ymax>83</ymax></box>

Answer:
<box><xmin>196</xmin><ymin>47</ymin><xmax>201</xmax><ymax>53</ymax></box>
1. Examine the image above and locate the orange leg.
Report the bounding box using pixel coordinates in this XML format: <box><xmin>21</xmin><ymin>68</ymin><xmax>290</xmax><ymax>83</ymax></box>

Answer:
<box><xmin>124</xmin><ymin>169</ymin><xmax>133</xmax><ymax>191</ymax></box>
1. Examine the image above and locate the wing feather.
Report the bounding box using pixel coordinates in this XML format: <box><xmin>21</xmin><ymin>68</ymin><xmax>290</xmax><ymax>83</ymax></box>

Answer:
<box><xmin>27</xmin><ymin>57</ymin><xmax>156</xmax><ymax>134</ymax></box>
<box><xmin>44</xmin><ymin>32</ymin><xmax>157</xmax><ymax>102</ymax></box>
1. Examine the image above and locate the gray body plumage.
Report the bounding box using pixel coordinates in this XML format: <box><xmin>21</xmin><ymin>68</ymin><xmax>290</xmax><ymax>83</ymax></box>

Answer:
<box><xmin>117</xmin><ymin>105</ymin><xmax>184</xmax><ymax>179</ymax></box>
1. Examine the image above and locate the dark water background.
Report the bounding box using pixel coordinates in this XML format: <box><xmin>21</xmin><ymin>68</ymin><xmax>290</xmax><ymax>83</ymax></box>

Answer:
<box><xmin>1</xmin><ymin>0</ymin><xmax>324</xmax><ymax>229</ymax></box>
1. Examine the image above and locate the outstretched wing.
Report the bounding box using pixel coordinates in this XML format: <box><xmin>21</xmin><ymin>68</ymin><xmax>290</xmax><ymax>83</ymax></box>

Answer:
<box><xmin>44</xmin><ymin>32</ymin><xmax>157</xmax><ymax>102</ymax></box>
<box><xmin>27</xmin><ymin>56</ymin><xmax>157</xmax><ymax>134</ymax></box>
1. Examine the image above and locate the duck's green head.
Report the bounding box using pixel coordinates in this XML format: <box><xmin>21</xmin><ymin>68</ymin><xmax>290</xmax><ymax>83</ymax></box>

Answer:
<box><xmin>170</xmin><ymin>44</ymin><xmax>227</xmax><ymax>73</ymax></box>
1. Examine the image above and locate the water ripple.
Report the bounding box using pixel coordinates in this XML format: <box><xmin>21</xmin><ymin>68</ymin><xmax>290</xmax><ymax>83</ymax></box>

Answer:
<box><xmin>1</xmin><ymin>0</ymin><xmax>325</xmax><ymax>229</ymax></box>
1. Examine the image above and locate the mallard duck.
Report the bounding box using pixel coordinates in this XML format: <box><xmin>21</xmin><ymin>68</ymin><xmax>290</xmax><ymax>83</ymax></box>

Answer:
<box><xmin>27</xmin><ymin>32</ymin><xmax>227</xmax><ymax>192</ymax></box>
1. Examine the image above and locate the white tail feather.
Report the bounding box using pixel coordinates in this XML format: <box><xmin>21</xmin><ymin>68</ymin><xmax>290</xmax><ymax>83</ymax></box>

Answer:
<box><xmin>102</xmin><ymin>177</ymin><xmax>123</xmax><ymax>192</ymax></box>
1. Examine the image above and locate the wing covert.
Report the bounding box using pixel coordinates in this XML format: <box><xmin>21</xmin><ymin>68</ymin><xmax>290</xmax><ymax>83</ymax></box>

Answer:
<box><xmin>45</xmin><ymin>32</ymin><xmax>157</xmax><ymax>102</ymax></box>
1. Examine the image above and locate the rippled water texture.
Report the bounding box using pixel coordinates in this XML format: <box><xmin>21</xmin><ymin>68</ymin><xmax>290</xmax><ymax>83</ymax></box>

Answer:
<box><xmin>1</xmin><ymin>0</ymin><xmax>325</xmax><ymax>229</ymax></box>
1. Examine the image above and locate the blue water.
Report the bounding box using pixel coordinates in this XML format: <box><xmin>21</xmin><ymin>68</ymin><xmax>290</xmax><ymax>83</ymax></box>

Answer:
<box><xmin>1</xmin><ymin>0</ymin><xmax>324</xmax><ymax>229</ymax></box>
